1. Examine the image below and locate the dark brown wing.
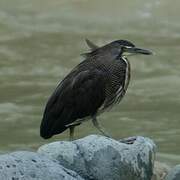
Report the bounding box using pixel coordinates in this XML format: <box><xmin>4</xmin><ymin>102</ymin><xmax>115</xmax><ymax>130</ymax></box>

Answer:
<box><xmin>40</xmin><ymin>68</ymin><xmax>106</xmax><ymax>139</ymax></box>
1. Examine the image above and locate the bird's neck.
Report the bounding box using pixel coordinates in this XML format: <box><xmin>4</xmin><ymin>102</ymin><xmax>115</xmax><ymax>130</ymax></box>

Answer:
<box><xmin>121</xmin><ymin>56</ymin><xmax>131</xmax><ymax>91</ymax></box>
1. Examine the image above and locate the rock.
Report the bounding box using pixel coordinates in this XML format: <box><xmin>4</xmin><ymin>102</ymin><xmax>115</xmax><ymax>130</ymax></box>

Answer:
<box><xmin>152</xmin><ymin>161</ymin><xmax>170</xmax><ymax>180</ymax></box>
<box><xmin>38</xmin><ymin>135</ymin><xmax>156</xmax><ymax>180</ymax></box>
<box><xmin>0</xmin><ymin>151</ymin><xmax>84</xmax><ymax>180</ymax></box>
<box><xmin>165</xmin><ymin>165</ymin><xmax>180</xmax><ymax>180</ymax></box>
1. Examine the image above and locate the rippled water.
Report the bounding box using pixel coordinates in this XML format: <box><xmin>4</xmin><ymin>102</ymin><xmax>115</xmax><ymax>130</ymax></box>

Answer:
<box><xmin>0</xmin><ymin>0</ymin><xmax>180</xmax><ymax>165</ymax></box>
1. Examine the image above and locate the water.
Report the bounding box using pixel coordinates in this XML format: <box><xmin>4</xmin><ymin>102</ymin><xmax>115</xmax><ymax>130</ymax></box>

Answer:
<box><xmin>0</xmin><ymin>0</ymin><xmax>180</xmax><ymax>165</ymax></box>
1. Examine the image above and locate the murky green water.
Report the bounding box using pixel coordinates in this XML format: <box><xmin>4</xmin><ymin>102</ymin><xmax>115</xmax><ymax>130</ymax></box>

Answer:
<box><xmin>0</xmin><ymin>0</ymin><xmax>180</xmax><ymax>165</ymax></box>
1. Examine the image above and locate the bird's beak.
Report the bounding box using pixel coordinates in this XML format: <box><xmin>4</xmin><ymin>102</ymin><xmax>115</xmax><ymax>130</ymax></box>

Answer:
<box><xmin>124</xmin><ymin>46</ymin><xmax>153</xmax><ymax>55</ymax></box>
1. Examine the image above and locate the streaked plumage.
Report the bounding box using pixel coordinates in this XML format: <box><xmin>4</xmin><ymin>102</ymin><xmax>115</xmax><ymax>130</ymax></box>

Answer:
<box><xmin>40</xmin><ymin>39</ymin><xmax>152</xmax><ymax>139</ymax></box>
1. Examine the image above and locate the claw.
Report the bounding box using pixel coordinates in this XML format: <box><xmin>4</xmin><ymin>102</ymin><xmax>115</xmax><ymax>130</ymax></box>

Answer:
<box><xmin>119</xmin><ymin>137</ymin><xmax>137</xmax><ymax>144</ymax></box>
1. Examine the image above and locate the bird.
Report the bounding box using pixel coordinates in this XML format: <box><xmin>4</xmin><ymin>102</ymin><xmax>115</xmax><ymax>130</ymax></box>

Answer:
<box><xmin>40</xmin><ymin>39</ymin><xmax>153</xmax><ymax>140</ymax></box>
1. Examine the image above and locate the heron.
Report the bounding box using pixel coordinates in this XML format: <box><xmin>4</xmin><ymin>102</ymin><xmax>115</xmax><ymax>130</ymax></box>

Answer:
<box><xmin>40</xmin><ymin>39</ymin><xmax>153</xmax><ymax>140</ymax></box>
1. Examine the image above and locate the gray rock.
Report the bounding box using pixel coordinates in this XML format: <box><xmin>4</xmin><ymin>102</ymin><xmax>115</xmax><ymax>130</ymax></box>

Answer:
<box><xmin>165</xmin><ymin>165</ymin><xmax>180</xmax><ymax>180</ymax></box>
<box><xmin>0</xmin><ymin>151</ymin><xmax>84</xmax><ymax>180</ymax></box>
<box><xmin>38</xmin><ymin>135</ymin><xmax>156</xmax><ymax>180</ymax></box>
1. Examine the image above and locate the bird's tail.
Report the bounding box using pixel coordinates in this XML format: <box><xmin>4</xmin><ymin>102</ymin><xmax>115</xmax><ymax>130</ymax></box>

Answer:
<box><xmin>40</xmin><ymin>107</ymin><xmax>73</xmax><ymax>139</ymax></box>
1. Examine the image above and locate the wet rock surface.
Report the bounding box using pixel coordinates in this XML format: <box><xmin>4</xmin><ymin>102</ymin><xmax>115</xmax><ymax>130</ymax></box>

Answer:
<box><xmin>165</xmin><ymin>165</ymin><xmax>180</xmax><ymax>180</ymax></box>
<box><xmin>38</xmin><ymin>135</ymin><xmax>156</xmax><ymax>180</ymax></box>
<box><xmin>0</xmin><ymin>151</ymin><xmax>84</xmax><ymax>180</ymax></box>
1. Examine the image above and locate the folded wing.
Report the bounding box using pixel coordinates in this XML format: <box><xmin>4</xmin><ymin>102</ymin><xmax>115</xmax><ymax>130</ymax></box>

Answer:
<box><xmin>40</xmin><ymin>68</ymin><xmax>106</xmax><ymax>139</ymax></box>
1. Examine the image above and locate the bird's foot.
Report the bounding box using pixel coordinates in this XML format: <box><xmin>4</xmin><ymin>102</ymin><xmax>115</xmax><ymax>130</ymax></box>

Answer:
<box><xmin>119</xmin><ymin>136</ymin><xmax>137</xmax><ymax>144</ymax></box>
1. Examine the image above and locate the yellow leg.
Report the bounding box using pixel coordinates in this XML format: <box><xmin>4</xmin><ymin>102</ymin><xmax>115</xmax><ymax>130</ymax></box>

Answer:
<box><xmin>69</xmin><ymin>126</ymin><xmax>75</xmax><ymax>141</ymax></box>
<box><xmin>92</xmin><ymin>116</ymin><xmax>111</xmax><ymax>138</ymax></box>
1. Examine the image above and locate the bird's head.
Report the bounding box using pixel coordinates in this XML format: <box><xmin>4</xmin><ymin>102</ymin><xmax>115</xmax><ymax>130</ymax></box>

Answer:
<box><xmin>83</xmin><ymin>39</ymin><xmax>153</xmax><ymax>59</ymax></box>
<box><xmin>108</xmin><ymin>40</ymin><xmax>153</xmax><ymax>58</ymax></box>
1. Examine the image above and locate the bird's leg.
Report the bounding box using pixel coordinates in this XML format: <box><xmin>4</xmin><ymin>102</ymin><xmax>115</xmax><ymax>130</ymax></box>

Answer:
<box><xmin>69</xmin><ymin>126</ymin><xmax>75</xmax><ymax>141</ymax></box>
<box><xmin>92</xmin><ymin>116</ymin><xmax>111</xmax><ymax>138</ymax></box>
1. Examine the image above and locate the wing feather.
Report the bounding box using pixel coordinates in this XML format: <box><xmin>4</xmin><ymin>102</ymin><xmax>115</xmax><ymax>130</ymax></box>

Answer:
<box><xmin>40</xmin><ymin>68</ymin><xmax>106</xmax><ymax>139</ymax></box>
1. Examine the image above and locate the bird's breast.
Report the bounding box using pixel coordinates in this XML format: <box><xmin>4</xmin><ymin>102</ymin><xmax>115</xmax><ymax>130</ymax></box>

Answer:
<box><xmin>98</xmin><ymin>57</ymin><xmax>130</xmax><ymax>112</ymax></box>
<box><xmin>122</xmin><ymin>56</ymin><xmax>131</xmax><ymax>92</ymax></box>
